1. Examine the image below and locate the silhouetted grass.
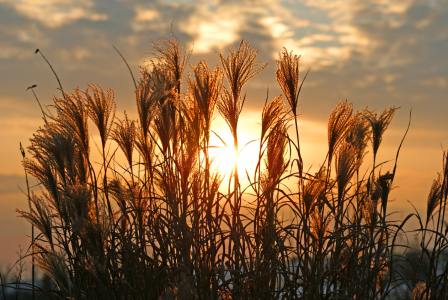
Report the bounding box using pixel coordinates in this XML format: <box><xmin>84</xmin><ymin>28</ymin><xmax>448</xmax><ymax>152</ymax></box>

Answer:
<box><xmin>3</xmin><ymin>30</ymin><xmax>448</xmax><ymax>300</ymax></box>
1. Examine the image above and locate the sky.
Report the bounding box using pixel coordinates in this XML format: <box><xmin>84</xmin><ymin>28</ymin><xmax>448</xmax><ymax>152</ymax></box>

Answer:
<box><xmin>0</xmin><ymin>0</ymin><xmax>447</xmax><ymax>268</ymax></box>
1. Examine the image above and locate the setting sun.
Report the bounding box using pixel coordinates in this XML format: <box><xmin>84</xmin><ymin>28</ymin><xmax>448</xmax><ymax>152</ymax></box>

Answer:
<box><xmin>208</xmin><ymin>115</ymin><xmax>260</xmax><ymax>185</ymax></box>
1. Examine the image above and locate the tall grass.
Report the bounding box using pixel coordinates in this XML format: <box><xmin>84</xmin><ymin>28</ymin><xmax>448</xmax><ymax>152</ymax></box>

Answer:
<box><xmin>5</xmin><ymin>31</ymin><xmax>448</xmax><ymax>300</ymax></box>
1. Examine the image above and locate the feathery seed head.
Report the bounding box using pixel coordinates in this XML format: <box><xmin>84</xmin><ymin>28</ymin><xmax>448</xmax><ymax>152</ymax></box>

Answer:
<box><xmin>217</xmin><ymin>40</ymin><xmax>268</xmax><ymax>101</ymax></box>
<box><xmin>335</xmin><ymin>142</ymin><xmax>362</xmax><ymax>198</ymax></box>
<box><xmin>63</xmin><ymin>184</ymin><xmax>93</xmax><ymax>225</ymax></box>
<box><xmin>18</xmin><ymin>193</ymin><xmax>54</xmax><ymax>247</ymax></box>
<box><xmin>261</xmin><ymin>95</ymin><xmax>286</xmax><ymax>143</ymax></box>
<box><xmin>426</xmin><ymin>172</ymin><xmax>442</xmax><ymax>224</ymax></box>
<box><xmin>328</xmin><ymin>101</ymin><xmax>357</xmax><ymax>163</ymax></box>
<box><xmin>378</xmin><ymin>172</ymin><xmax>393</xmax><ymax>209</ymax></box>
<box><xmin>363</xmin><ymin>195</ymin><xmax>378</xmax><ymax>234</ymax></box>
<box><xmin>150</xmin><ymin>63</ymin><xmax>180</xmax><ymax>153</ymax></box>
<box><xmin>217</xmin><ymin>41</ymin><xmax>266</xmax><ymax>139</ymax></box>
<box><xmin>300</xmin><ymin>172</ymin><xmax>325</xmax><ymax>215</ymax></box>
<box><xmin>23</xmin><ymin>155</ymin><xmax>59</xmax><ymax>205</ymax></box>
<box><xmin>364</xmin><ymin>106</ymin><xmax>399</xmax><ymax>158</ymax></box>
<box><xmin>53</xmin><ymin>88</ymin><xmax>90</xmax><ymax>157</ymax></box>
<box><xmin>442</xmin><ymin>150</ymin><xmax>448</xmax><ymax>199</ymax></box>
<box><xmin>265</xmin><ymin>120</ymin><xmax>289</xmax><ymax>185</ymax></box>
<box><xmin>111</xmin><ymin>112</ymin><xmax>136</xmax><ymax>171</ymax></box>
<box><xmin>107</xmin><ymin>178</ymin><xmax>130</xmax><ymax>212</ymax></box>
<box><xmin>276</xmin><ymin>48</ymin><xmax>300</xmax><ymax>116</ymax></box>
<box><xmin>188</xmin><ymin>61</ymin><xmax>223</xmax><ymax>137</ymax></box>
<box><xmin>150</xmin><ymin>26</ymin><xmax>190</xmax><ymax>93</ymax></box>
<box><xmin>217</xmin><ymin>88</ymin><xmax>242</xmax><ymax>139</ymax></box>
<box><xmin>346</xmin><ymin>111</ymin><xmax>371</xmax><ymax>162</ymax></box>
<box><xmin>33</xmin><ymin>247</ymin><xmax>71</xmax><ymax>296</ymax></box>
<box><xmin>135</xmin><ymin>127</ymin><xmax>155</xmax><ymax>172</ymax></box>
<box><xmin>25</xmin><ymin>119</ymin><xmax>94</xmax><ymax>197</ymax></box>
<box><xmin>136</xmin><ymin>66</ymin><xmax>163</xmax><ymax>141</ymax></box>
<box><xmin>28</xmin><ymin>124</ymin><xmax>78</xmax><ymax>186</ymax></box>
<box><xmin>310</xmin><ymin>210</ymin><xmax>332</xmax><ymax>242</ymax></box>
<box><xmin>85</xmin><ymin>84</ymin><xmax>116</xmax><ymax>150</ymax></box>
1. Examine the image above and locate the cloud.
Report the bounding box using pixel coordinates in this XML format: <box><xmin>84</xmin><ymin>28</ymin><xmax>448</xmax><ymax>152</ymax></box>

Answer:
<box><xmin>132</xmin><ymin>4</ymin><xmax>175</xmax><ymax>32</ymax></box>
<box><xmin>0</xmin><ymin>0</ymin><xmax>446</xmax><ymax>141</ymax></box>
<box><xmin>182</xmin><ymin>14</ymin><xmax>240</xmax><ymax>53</ymax></box>
<box><xmin>0</xmin><ymin>0</ymin><xmax>445</xmax><ymax>110</ymax></box>
<box><xmin>0</xmin><ymin>5</ymin><xmax>48</xmax><ymax>60</ymax></box>
<box><xmin>3</xmin><ymin>0</ymin><xmax>108</xmax><ymax>28</ymax></box>
<box><xmin>131</xmin><ymin>1</ymin><xmax>273</xmax><ymax>54</ymax></box>
<box><xmin>421</xmin><ymin>77</ymin><xmax>447</xmax><ymax>88</ymax></box>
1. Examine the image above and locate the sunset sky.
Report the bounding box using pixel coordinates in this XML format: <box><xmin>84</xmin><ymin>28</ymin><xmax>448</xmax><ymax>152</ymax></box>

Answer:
<box><xmin>1</xmin><ymin>0</ymin><xmax>447</xmax><ymax>267</ymax></box>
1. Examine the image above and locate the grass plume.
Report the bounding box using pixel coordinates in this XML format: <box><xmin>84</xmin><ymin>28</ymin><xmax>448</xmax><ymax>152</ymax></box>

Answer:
<box><xmin>8</xmin><ymin>31</ymin><xmax>448</xmax><ymax>300</ymax></box>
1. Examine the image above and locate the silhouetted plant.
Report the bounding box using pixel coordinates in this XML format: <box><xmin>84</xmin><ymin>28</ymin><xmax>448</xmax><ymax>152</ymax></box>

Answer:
<box><xmin>7</xmin><ymin>30</ymin><xmax>448</xmax><ymax>300</ymax></box>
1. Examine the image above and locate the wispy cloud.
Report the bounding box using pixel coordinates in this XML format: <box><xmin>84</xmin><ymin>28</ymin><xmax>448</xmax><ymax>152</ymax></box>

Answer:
<box><xmin>4</xmin><ymin>0</ymin><xmax>107</xmax><ymax>28</ymax></box>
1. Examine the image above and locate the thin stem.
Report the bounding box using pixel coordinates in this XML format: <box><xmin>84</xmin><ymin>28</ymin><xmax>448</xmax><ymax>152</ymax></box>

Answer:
<box><xmin>112</xmin><ymin>45</ymin><xmax>138</xmax><ymax>90</ymax></box>
<box><xmin>19</xmin><ymin>143</ymin><xmax>34</xmax><ymax>300</ymax></box>
<box><xmin>35</xmin><ymin>49</ymin><xmax>65</xmax><ymax>99</ymax></box>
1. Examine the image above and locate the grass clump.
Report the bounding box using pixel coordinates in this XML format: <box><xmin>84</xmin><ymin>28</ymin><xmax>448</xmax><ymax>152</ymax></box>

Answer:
<box><xmin>4</xmin><ymin>30</ymin><xmax>448</xmax><ymax>300</ymax></box>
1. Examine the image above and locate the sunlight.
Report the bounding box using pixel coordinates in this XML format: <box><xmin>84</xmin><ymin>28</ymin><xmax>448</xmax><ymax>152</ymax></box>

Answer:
<box><xmin>208</xmin><ymin>115</ymin><xmax>260</xmax><ymax>185</ymax></box>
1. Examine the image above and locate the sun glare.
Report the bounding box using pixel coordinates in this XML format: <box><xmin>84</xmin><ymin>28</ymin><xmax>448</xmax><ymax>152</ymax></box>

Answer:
<box><xmin>208</xmin><ymin>116</ymin><xmax>260</xmax><ymax>185</ymax></box>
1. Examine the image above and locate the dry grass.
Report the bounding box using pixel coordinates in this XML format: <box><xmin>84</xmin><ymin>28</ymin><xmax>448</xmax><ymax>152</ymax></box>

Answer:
<box><xmin>3</xmin><ymin>31</ymin><xmax>448</xmax><ymax>300</ymax></box>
